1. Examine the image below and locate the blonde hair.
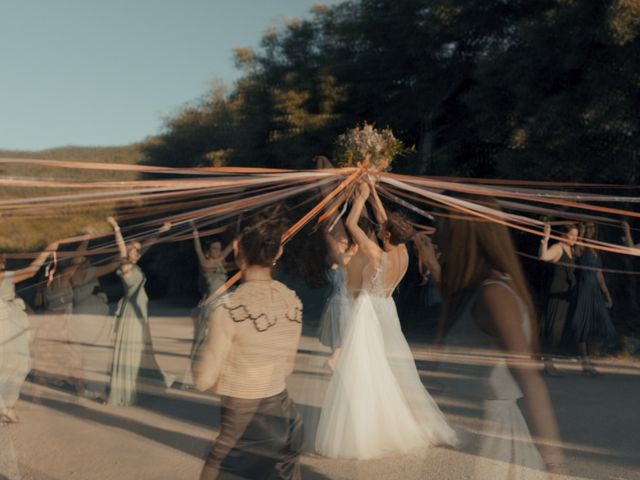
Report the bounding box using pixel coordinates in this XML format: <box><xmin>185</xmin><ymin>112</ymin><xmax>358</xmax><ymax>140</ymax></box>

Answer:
<box><xmin>437</xmin><ymin>200</ymin><xmax>538</xmax><ymax>348</ymax></box>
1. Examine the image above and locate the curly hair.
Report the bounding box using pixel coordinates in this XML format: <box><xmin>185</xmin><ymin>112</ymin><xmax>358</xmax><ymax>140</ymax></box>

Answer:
<box><xmin>384</xmin><ymin>210</ymin><xmax>415</xmax><ymax>245</ymax></box>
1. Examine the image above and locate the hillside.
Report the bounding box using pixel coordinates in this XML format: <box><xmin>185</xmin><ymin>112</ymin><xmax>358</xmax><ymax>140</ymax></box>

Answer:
<box><xmin>0</xmin><ymin>144</ymin><xmax>145</xmax><ymax>182</ymax></box>
<box><xmin>0</xmin><ymin>144</ymin><xmax>146</xmax><ymax>251</ymax></box>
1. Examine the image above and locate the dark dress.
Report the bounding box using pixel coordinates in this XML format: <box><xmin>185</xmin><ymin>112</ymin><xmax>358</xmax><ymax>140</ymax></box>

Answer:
<box><xmin>317</xmin><ymin>267</ymin><xmax>350</xmax><ymax>349</ymax></box>
<box><xmin>569</xmin><ymin>250</ymin><xmax>617</xmax><ymax>342</ymax></box>
<box><xmin>543</xmin><ymin>249</ymin><xmax>576</xmax><ymax>351</ymax></box>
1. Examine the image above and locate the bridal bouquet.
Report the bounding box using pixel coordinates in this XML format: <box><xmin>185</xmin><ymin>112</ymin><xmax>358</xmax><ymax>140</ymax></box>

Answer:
<box><xmin>334</xmin><ymin>123</ymin><xmax>409</xmax><ymax>171</ymax></box>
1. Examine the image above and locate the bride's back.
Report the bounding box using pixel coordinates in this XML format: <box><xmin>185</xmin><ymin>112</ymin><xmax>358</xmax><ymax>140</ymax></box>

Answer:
<box><xmin>361</xmin><ymin>245</ymin><xmax>408</xmax><ymax>298</ymax></box>
<box><xmin>344</xmin><ymin>248</ymin><xmax>367</xmax><ymax>298</ymax></box>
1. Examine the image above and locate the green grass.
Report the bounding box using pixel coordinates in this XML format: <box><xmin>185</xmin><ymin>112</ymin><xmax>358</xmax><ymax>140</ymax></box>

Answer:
<box><xmin>0</xmin><ymin>145</ymin><xmax>144</xmax><ymax>251</ymax></box>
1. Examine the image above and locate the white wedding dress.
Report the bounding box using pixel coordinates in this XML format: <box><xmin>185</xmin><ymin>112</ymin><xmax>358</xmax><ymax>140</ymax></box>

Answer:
<box><xmin>315</xmin><ymin>251</ymin><xmax>457</xmax><ymax>459</ymax></box>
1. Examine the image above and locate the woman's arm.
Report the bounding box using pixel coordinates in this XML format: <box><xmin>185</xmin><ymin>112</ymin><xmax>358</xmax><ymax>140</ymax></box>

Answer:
<box><xmin>221</xmin><ymin>241</ymin><xmax>235</xmax><ymax>260</ymax></box>
<box><xmin>345</xmin><ymin>182</ymin><xmax>382</xmax><ymax>264</ymax></box>
<box><xmin>92</xmin><ymin>258</ymin><xmax>121</xmax><ymax>278</ymax></box>
<box><xmin>191</xmin><ymin>221</ymin><xmax>207</xmax><ymax>267</ymax></box>
<box><xmin>140</xmin><ymin>222</ymin><xmax>172</xmax><ymax>255</ymax></box>
<box><xmin>193</xmin><ymin>305</ymin><xmax>235</xmax><ymax>391</ymax></box>
<box><xmin>107</xmin><ymin>216</ymin><xmax>128</xmax><ymax>261</ymax></box>
<box><xmin>539</xmin><ymin>224</ymin><xmax>563</xmax><ymax>263</ymax></box>
<box><xmin>365</xmin><ymin>175</ymin><xmax>388</xmax><ymax>224</ymax></box>
<box><xmin>481</xmin><ymin>284</ymin><xmax>567</xmax><ymax>472</ymax></box>
<box><xmin>622</xmin><ymin>221</ymin><xmax>639</xmax><ymax>248</ymax></box>
<box><xmin>413</xmin><ymin>232</ymin><xmax>441</xmax><ymax>284</ymax></box>
<box><xmin>11</xmin><ymin>240</ymin><xmax>59</xmax><ymax>284</ymax></box>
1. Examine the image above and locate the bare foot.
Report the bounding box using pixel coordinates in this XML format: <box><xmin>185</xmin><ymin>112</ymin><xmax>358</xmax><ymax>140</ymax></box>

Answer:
<box><xmin>0</xmin><ymin>407</ymin><xmax>20</xmax><ymax>424</ymax></box>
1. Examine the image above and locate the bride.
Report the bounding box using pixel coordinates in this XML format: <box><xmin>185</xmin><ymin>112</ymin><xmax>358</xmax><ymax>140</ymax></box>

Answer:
<box><xmin>315</xmin><ymin>178</ymin><xmax>457</xmax><ymax>459</ymax></box>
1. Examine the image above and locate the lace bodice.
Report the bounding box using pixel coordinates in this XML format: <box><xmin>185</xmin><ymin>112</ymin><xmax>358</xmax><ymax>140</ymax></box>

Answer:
<box><xmin>362</xmin><ymin>250</ymin><xmax>408</xmax><ymax>298</ymax></box>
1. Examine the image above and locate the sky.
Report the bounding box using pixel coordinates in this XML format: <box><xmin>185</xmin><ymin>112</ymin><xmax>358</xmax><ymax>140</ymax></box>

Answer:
<box><xmin>0</xmin><ymin>0</ymin><xmax>342</xmax><ymax>151</ymax></box>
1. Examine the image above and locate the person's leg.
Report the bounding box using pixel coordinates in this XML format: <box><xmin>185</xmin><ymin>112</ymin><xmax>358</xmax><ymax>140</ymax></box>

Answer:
<box><xmin>272</xmin><ymin>393</ymin><xmax>303</xmax><ymax>480</ymax></box>
<box><xmin>579</xmin><ymin>341</ymin><xmax>602</xmax><ymax>376</ymax></box>
<box><xmin>200</xmin><ymin>397</ymin><xmax>257</xmax><ymax>480</ymax></box>
<box><xmin>326</xmin><ymin>347</ymin><xmax>341</xmax><ymax>372</ymax></box>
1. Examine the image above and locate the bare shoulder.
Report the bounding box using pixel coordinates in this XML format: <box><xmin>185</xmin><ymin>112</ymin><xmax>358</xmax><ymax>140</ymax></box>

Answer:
<box><xmin>481</xmin><ymin>280</ymin><xmax>521</xmax><ymax>318</ymax></box>
<box><xmin>549</xmin><ymin>242</ymin><xmax>564</xmax><ymax>255</ymax></box>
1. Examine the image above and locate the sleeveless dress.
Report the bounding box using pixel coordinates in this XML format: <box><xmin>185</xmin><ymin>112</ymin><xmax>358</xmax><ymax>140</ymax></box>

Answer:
<box><xmin>543</xmin><ymin>250</ymin><xmax>575</xmax><ymax>351</ymax></box>
<box><xmin>201</xmin><ymin>261</ymin><xmax>227</xmax><ymax>298</ymax></box>
<box><xmin>107</xmin><ymin>265</ymin><xmax>173</xmax><ymax>406</ymax></box>
<box><xmin>569</xmin><ymin>251</ymin><xmax>616</xmax><ymax>342</ymax></box>
<box><xmin>318</xmin><ymin>266</ymin><xmax>351</xmax><ymax>349</ymax></box>
<box><xmin>440</xmin><ymin>275</ymin><xmax>548</xmax><ymax>479</ymax></box>
<box><xmin>0</xmin><ymin>271</ymin><xmax>31</xmax><ymax>410</ymax></box>
<box><xmin>31</xmin><ymin>280</ymin><xmax>83</xmax><ymax>381</ymax></box>
<box><xmin>315</xmin><ymin>251</ymin><xmax>457</xmax><ymax>459</ymax></box>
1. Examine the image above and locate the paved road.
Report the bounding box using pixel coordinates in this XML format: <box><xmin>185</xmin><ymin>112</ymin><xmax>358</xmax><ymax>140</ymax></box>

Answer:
<box><xmin>3</xmin><ymin>307</ymin><xmax>639</xmax><ymax>480</ymax></box>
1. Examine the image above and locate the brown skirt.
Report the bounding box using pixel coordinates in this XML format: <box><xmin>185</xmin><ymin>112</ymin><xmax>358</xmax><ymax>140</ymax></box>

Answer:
<box><xmin>200</xmin><ymin>389</ymin><xmax>303</xmax><ymax>480</ymax></box>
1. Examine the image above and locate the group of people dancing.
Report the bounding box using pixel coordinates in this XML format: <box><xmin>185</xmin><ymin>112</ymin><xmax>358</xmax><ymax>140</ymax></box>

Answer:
<box><xmin>2</xmin><ymin>167</ymin><xmax>630</xmax><ymax>479</ymax></box>
<box><xmin>0</xmin><ymin>216</ymin><xmax>181</xmax><ymax>427</ymax></box>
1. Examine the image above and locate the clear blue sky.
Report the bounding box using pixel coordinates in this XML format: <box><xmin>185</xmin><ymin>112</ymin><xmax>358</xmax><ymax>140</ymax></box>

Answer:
<box><xmin>0</xmin><ymin>0</ymin><xmax>342</xmax><ymax>151</ymax></box>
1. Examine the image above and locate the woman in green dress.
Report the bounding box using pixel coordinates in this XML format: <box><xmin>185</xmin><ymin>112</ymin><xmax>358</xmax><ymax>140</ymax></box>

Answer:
<box><xmin>189</xmin><ymin>222</ymin><xmax>233</xmax><ymax>361</ymax></box>
<box><xmin>106</xmin><ymin>217</ymin><xmax>175</xmax><ymax>406</ymax></box>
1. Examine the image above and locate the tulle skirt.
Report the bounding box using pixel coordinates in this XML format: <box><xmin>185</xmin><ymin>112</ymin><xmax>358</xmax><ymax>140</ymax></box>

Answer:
<box><xmin>318</xmin><ymin>294</ymin><xmax>352</xmax><ymax>349</ymax></box>
<box><xmin>570</xmin><ymin>282</ymin><xmax>616</xmax><ymax>343</ymax></box>
<box><xmin>315</xmin><ymin>292</ymin><xmax>457</xmax><ymax>459</ymax></box>
<box><xmin>471</xmin><ymin>400</ymin><xmax>548</xmax><ymax>480</ymax></box>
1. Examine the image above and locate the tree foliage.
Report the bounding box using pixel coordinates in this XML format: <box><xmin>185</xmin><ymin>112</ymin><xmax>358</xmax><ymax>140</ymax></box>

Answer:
<box><xmin>144</xmin><ymin>0</ymin><xmax>640</xmax><ymax>183</ymax></box>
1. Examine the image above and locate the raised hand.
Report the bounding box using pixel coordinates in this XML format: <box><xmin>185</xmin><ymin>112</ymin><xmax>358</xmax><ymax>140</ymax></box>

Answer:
<box><xmin>356</xmin><ymin>180</ymin><xmax>370</xmax><ymax>199</ymax></box>
<box><xmin>414</xmin><ymin>233</ymin><xmax>438</xmax><ymax>267</ymax></box>
<box><xmin>159</xmin><ymin>222</ymin><xmax>172</xmax><ymax>233</ymax></box>
<box><xmin>543</xmin><ymin>223</ymin><xmax>551</xmax><ymax>239</ymax></box>
<box><xmin>106</xmin><ymin>216</ymin><xmax>119</xmax><ymax>229</ymax></box>
<box><xmin>364</xmin><ymin>174</ymin><xmax>377</xmax><ymax>189</ymax></box>
<box><xmin>46</xmin><ymin>240</ymin><xmax>60</xmax><ymax>253</ymax></box>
